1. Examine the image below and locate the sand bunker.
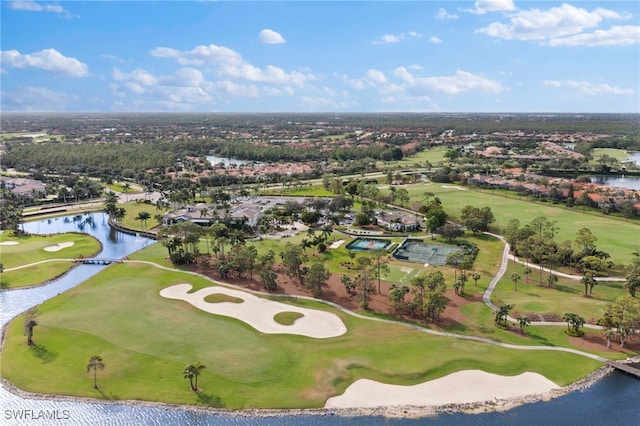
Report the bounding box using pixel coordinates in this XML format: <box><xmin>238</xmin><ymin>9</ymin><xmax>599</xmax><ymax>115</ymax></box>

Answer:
<box><xmin>0</xmin><ymin>241</ymin><xmax>20</xmax><ymax>246</ymax></box>
<box><xmin>43</xmin><ymin>242</ymin><xmax>75</xmax><ymax>252</ymax></box>
<box><xmin>325</xmin><ymin>370</ymin><xmax>559</xmax><ymax>408</ymax></box>
<box><xmin>441</xmin><ymin>185</ymin><xmax>467</xmax><ymax>191</ymax></box>
<box><xmin>160</xmin><ymin>284</ymin><xmax>346</xmax><ymax>339</ymax></box>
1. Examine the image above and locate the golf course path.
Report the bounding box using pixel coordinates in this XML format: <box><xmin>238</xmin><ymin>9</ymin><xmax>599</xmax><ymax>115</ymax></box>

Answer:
<box><xmin>3</xmin><ymin>258</ymin><xmax>76</xmax><ymax>271</ymax></box>
<box><xmin>481</xmin><ymin>232</ymin><xmax>615</xmax><ymax>329</ymax></box>
<box><xmin>507</xmin><ymin>254</ymin><xmax>627</xmax><ymax>282</ymax></box>
<box><xmin>123</xmin><ymin>259</ymin><xmax>608</xmax><ymax>362</ymax></box>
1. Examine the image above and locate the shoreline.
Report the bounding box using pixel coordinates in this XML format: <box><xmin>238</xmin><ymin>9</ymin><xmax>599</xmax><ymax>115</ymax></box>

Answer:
<box><xmin>0</xmin><ymin>365</ymin><xmax>616</xmax><ymax>419</ymax></box>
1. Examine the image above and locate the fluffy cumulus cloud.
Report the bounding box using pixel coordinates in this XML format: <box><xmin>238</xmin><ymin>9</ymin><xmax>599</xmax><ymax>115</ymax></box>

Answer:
<box><xmin>394</xmin><ymin>68</ymin><xmax>503</xmax><ymax>95</ymax></box>
<box><xmin>477</xmin><ymin>4</ymin><xmax>634</xmax><ymax>45</ymax></box>
<box><xmin>150</xmin><ymin>43</ymin><xmax>313</xmax><ymax>86</ymax></box>
<box><xmin>8</xmin><ymin>1</ymin><xmax>73</xmax><ymax>17</ymax></box>
<box><xmin>0</xmin><ymin>48</ymin><xmax>89</xmax><ymax>77</ymax></box>
<box><xmin>543</xmin><ymin>80</ymin><xmax>634</xmax><ymax>95</ymax></box>
<box><xmin>372</xmin><ymin>31</ymin><xmax>421</xmax><ymax>45</ymax></box>
<box><xmin>549</xmin><ymin>25</ymin><xmax>640</xmax><ymax>47</ymax></box>
<box><xmin>467</xmin><ymin>0</ymin><xmax>516</xmax><ymax>15</ymax></box>
<box><xmin>429</xmin><ymin>36</ymin><xmax>443</xmax><ymax>44</ymax></box>
<box><xmin>259</xmin><ymin>29</ymin><xmax>286</xmax><ymax>44</ymax></box>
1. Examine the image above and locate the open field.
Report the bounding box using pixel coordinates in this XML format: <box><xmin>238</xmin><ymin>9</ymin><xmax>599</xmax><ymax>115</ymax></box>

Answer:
<box><xmin>591</xmin><ymin>148</ymin><xmax>631</xmax><ymax>163</ymax></box>
<box><xmin>0</xmin><ymin>232</ymin><xmax>101</xmax><ymax>268</ymax></box>
<box><xmin>0</xmin><ymin>232</ymin><xmax>101</xmax><ymax>289</ymax></box>
<box><xmin>392</xmin><ymin>182</ymin><xmax>640</xmax><ymax>265</ymax></box>
<box><xmin>391</xmin><ymin>147</ymin><xmax>448</xmax><ymax>167</ymax></box>
<box><xmin>0</xmin><ymin>258</ymin><xmax>605</xmax><ymax>409</ymax></box>
<box><xmin>491</xmin><ymin>261</ymin><xmax>626</xmax><ymax>321</ymax></box>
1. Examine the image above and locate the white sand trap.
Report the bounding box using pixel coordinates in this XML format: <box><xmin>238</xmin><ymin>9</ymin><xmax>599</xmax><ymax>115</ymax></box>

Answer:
<box><xmin>0</xmin><ymin>241</ymin><xmax>20</xmax><ymax>246</ymax></box>
<box><xmin>160</xmin><ymin>284</ymin><xmax>347</xmax><ymax>339</ymax></box>
<box><xmin>329</xmin><ymin>239</ymin><xmax>345</xmax><ymax>249</ymax></box>
<box><xmin>441</xmin><ymin>185</ymin><xmax>467</xmax><ymax>190</ymax></box>
<box><xmin>325</xmin><ymin>370</ymin><xmax>559</xmax><ymax>408</ymax></box>
<box><xmin>43</xmin><ymin>242</ymin><xmax>75</xmax><ymax>252</ymax></box>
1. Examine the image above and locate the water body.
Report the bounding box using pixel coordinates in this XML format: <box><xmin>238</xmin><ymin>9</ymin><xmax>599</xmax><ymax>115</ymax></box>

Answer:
<box><xmin>624</xmin><ymin>152</ymin><xmax>640</xmax><ymax>165</ymax></box>
<box><xmin>590</xmin><ymin>175</ymin><xmax>640</xmax><ymax>190</ymax></box>
<box><xmin>1</xmin><ymin>214</ymin><xmax>638</xmax><ymax>425</ymax></box>
<box><xmin>206</xmin><ymin>154</ymin><xmax>257</xmax><ymax>167</ymax></box>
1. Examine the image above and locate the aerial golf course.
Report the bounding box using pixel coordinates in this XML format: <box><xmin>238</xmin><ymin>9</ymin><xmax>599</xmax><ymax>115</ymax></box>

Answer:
<box><xmin>1</xmin><ymin>181</ymin><xmax>638</xmax><ymax>410</ymax></box>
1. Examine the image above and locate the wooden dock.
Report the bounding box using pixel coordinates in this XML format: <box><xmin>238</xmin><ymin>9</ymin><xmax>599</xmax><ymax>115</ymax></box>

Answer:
<box><xmin>605</xmin><ymin>361</ymin><xmax>640</xmax><ymax>379</ymax></box>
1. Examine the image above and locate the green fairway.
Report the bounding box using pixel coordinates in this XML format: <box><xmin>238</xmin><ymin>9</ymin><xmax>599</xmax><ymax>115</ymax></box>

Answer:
<box><xmin>0</xmin><ymin>258</ymin><xmax>606</xmax><ymax>409</ymax></box>
<box><xmin>591</xmin><ymin>148</ymin><xmax>630</xmax><ymax>163</ymax></box>
<box><xmin>390</xmin><ymin>182</ymin><xmax>640</xmax><ymax>265</ymax></box>
<box><xmin>0</xmin><ymin>232</ymin><xmax>101</xmax><ymax>288</ymax></box>
<box><xmin>491</xmin><ymin>262</ymin><xmax>625</xmax><ymax>321</ymax></box>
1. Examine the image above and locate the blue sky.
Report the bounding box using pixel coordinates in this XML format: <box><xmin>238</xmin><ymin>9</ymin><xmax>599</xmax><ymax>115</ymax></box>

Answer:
<box><xmin>1</xmin><ymin>1</ymin><xmax>639</xmax><ymax>113</ymax></box>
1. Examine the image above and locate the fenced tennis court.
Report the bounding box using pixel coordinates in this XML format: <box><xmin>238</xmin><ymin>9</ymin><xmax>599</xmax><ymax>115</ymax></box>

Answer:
<box><xmin>392</xmin><ymin>240</ymin><xmax>463</xmax><ymax>265</ymax></box>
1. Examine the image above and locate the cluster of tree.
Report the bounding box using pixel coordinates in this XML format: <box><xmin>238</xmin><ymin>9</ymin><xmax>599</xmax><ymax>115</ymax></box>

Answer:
<box><xmin>208</xmin><ymin>139</ymin><xmax>404</xmax><ymax>163</ymax></box>
<box><xmin>624</xmin><ymin>252</ymin><xmax>640</xmax><ymax>298</ymax></box>
<box><xmin>504</xmin><ymin>217</ymin><xmax>613</xmax><ymax>287</ymax></box>
<box><xmin>460</xmin><ymin>205</ymin><xmax>495</xmax><ymax>234</ymax></box>
<box><xmin>341</xmin><ymin>257</ymin><xmax>377</xmax><ymax>309</ymax></box>
<box><xmin>388</xmin><ymin>271</ymin><xmax>449</xmax><ymax>322</ymax></box>
<box><xmin>103</xmin><ymin>192</ymin><xmax>126</xmax><ymax>224</ymax></box>
<box><xmin>598</xmin><ymin>296</ymin><xmax>640</xmax><ymax>348</ymax></box>
<box><xmin>0</xmin><ymin>185</ymin><xmax>24</xmax><ymax>232</ymax></box>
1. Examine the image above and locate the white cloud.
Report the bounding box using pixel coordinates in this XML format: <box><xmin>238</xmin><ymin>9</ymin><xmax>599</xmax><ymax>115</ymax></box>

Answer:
<box><xmin>9</xmin><ymin>1</ymin><xmax>73</xmax><ymax>17</ymax></box>
<box><xmin>150</xmin><ymin>43</ymin><xmax>313</xmax><ymax>86</ymax></box>
<box><xmin>436</xmin><ymin>8</ymin><xmax>458</xmax><ymax>19</ymax></box>
<box><xmin>549</xmin><ymin>25</ymin><xmax>640</xmax><ymax>47</ymax></box>
<box><xmin>394</xmin><ymin>68</ymin><xmax>503</xmax><ymax>95</ymax></box>
<box><xmin>543</xmin><ymin>80</ymin><xmax>634</xmax><ymax>95</ymax></box>
<box><xmin>477</xmin><ymin>4</ymin><xmax>632</xmax><ymax>42</ymax></box>
<box><xmin>0</xmin><ymin>48</ymin><xmax>89</xmax><ymax>77</ymax></box>
<box><xmin>466</xmin><ymin>0</ymin><xmax>516</xmax><ymax>15</ymax></box>
<box><xmin>259</xmin><ymin>29</ymin><xmax>286</xmax><ymax>44</ymax></box>
<box><xmin>372</xmin><ymin>31</ymin><xmax>422</xmax><ymax>45</ymax></box>
<box><xmin>430</xmin><ymin>37</ymin><xmax>443</xmax><ymax>44</ymax></box>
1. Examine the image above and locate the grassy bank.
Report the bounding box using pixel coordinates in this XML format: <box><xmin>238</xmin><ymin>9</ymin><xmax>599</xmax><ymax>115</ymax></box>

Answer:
<box><xmin>0</xmin><ymin>257</ymin><xmax>605</xmax><ymax>409</ymax></box>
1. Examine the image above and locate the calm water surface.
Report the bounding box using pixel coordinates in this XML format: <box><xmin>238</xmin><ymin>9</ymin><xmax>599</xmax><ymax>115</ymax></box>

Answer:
<box><xmin>1</xmin><ymin>213</ymin><xmax>638</xmax><ymax>425</ymax></box>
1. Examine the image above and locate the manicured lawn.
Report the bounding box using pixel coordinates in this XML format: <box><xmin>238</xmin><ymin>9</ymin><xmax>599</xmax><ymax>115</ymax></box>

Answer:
<box><xmin>591</xmin><ymin>148</ymin><xmax>630</xmax><ymax>162</ymax></box>
<box><xmin>0</xmin><ymin>259</ymin><xmax>606</xmax><ymax>409</ymax></box>
<box><xmin>120</xmin><ymin>201</ymin><xmax>166</xmax><ymax>232</ymax></box>
<box><xmin>390</xmin><ymin>147</ymin><xmax>448</xmax><ymax>167</ymax></box>
<box><xmin>491</xmin><ymin>261</ymin><xmax>625</xmax><ymax>321</ymax></box>
<box><xmin>1</xmin><ymin>262</ymin><xmax>76</xmax><ymax>289</ymax></box>
<box><xmin>0</xmin><ymin>232</ymin><xmax>101</xmax><ymax>288</ymax></box>
<box><xmin>386</xmin><ymin>182</ymin><xmax>640</xmax><ymax>265</ymax></box>
<box><xmin>0</xmin><ymin>232</ymin><xmax>101</xmax><ymax>268</ymax></box>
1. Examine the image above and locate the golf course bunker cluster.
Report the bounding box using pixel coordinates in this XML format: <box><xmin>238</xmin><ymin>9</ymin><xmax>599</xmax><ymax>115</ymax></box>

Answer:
<box><xmin>160</xmin><ymin>284</ymin><xmax>347</xmax><ymax>338</ymax></box>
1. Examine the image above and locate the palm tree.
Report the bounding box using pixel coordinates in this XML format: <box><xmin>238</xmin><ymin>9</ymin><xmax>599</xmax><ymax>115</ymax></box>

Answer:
<box><xmin>511</xmin><ymin>273</ymin><xmax>521</xmax><ymax>292</ymax></box>
<box><xmin>23</xmin><ymin>307</ymin><xmax>39</xmax><ymax>346</ymax></box>
<box><xmin>517</xmin><ymin>315</ymin><xmax>531</xmax><ymax>335</ymax></box>
<box><xmin>471</xmin><ymin>272</ymin><xmax>481</xmax><ymax>287</ymax></box>
<box><xmin>135</xmin><ymin>211</ymin><xmax>152</xmax><ymax>232</ymax></box>
<box><xmin>581</xmin><ymin>271</ymin><xmax>597</xmax><ymax>297</ymax></box>
<box><xmin>122</xmin><ymin>182</ymin><xmax>131</xmax><ymax>202</ymax></box>
<box><xmin>523</xmin><ymin>267</ymin><xmax>532</xmax><ymax>283</ymax></box>
<box><xmin>87</xmin><ymin>355</ymin><xmax>105</xmax><ymax>389</ymax></box>
<box><xmin>183</xmin><ymin>362</ymin><xmax>206</xmax><ymax>391</ymax></box>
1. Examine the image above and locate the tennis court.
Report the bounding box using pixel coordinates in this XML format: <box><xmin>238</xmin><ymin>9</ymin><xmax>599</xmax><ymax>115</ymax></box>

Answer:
<box><xmin>392</xmin><ymin>240</ymin><xmax>463</xmax><ymax>265</ymax></box>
